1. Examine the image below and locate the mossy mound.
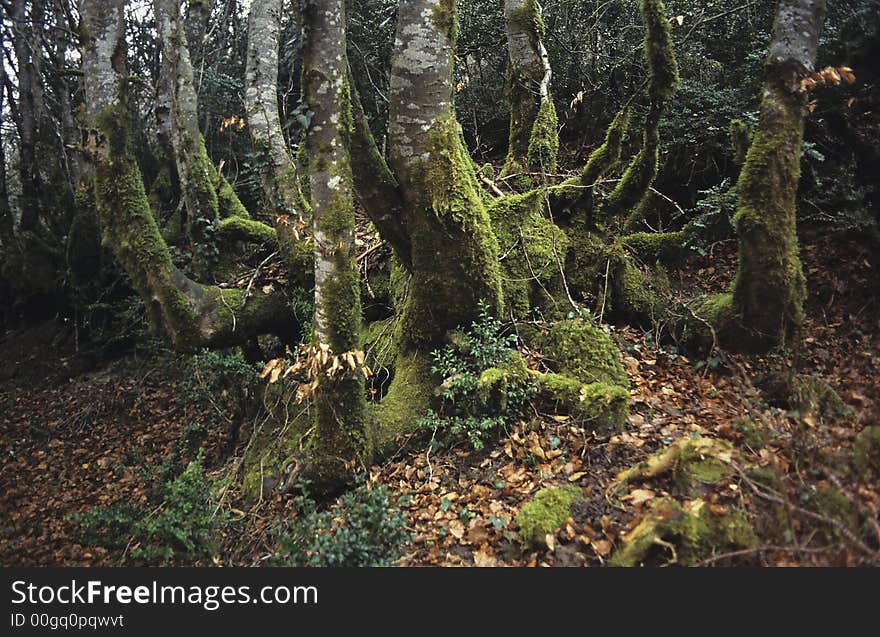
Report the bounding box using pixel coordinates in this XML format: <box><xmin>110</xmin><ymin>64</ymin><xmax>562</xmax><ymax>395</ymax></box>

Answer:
<box><xmin>534</xmin><ymin>319</ymin><xmax>628</xmax><ymax>387</ymax></box>
<box><xmin>529</xmin><ymin>320</ymin><xmax>630</xmax><ymax>432</ymax></box>
<box><xmin>853</xmin><ymin>426</ymin><xmax>880</xmax><ymax>480</ymax></box>
<box><xmin>611</xmin><ymin>497</ymin><xmax>757</xmax><ymax>566</ymax></box>
<box><xmin>516</xmin><ymin>485</ymin><xmax>582</xmax><ymax>547</ymax></box>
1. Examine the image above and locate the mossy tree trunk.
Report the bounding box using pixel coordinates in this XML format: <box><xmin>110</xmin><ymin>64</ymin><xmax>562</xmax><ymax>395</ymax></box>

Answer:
<box><xmin>373</xmin><ymin>0</ymin><xmax>503</xmax><ymax>435</ymax></box>
<box><xmin>697</xmin><ymin>0</ymin><xmax>826</xmax><ymax>353</ymax></box>
<box><xmin>245</xmin><ymin>0</ymin><xmax>308</xmax><ymax>221</ymax></box>
<box><xmin>503</xmin><ymin>0</ymin><xmax>557</xmax><ymax>177</ymax></box>
<box><xmin>388</xmin><ymin>0</ymin><xmax>503</xmax><ymax>349</ymax></box>
<box><xmin>80</xmin><ymin>0</ymin><xmax>297</xmax><ymax>351</ymax></box>
<box><xmin>300</xmin><ymin>0</ymin><xmax>370</xmax><ymax>488</ymax></box>
<box><xmin>155</xmin><ymin>0</ymin><xmax>257</xmax><ymax>278</ymax></box>
<box><xmin>184</xmin><ymin>0</ymin><xmax>211</xmax><ymax>71</ymax></box>
<box><xmin>605</xmin><ymin>0</ymin><xmax>678</xmax><ymax>226</ymax></box>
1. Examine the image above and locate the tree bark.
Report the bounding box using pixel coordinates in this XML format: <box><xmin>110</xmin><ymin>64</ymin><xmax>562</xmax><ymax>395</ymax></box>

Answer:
<box><xmin>503</xmin><ymin>0</ymin><xmax>557</xmax><ymax>175</ymax></box>
<box><xmin>11</xmin><ymin>0</ymin><xmax>46</xmax><ymax>233</ymax></box>
<box><xmin>184</xmin><ymin>0</ymin><xmax>211</xmax><ymax>71</ymax></box>
<box><xmin>245</xmin><ymin>0</ymin><xmax>306</xmax><ymax>220</ymax></box>
<box><xmin>301</xmin><ymin>0</ymin><xmax>369</xmax><ymax>488</ymax></box>
<box><xmin>378</xmin><ymin>0</ymin><xmax>503</xmax><ymax>435</ymax></box>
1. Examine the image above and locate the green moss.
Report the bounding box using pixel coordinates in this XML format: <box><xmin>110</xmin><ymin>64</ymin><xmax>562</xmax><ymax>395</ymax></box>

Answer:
<box><xmin>213</xmin><ymin>169</ymin><xmax>250</xmax><ymax>219</ymax></box>
<box><xmin>216</xmin><ymin>217</ymin><xmax>277</xmax><ymax>247</ymax></box>
<box><xmin>373</xmin><ymin>353</ymin><xmax>435</xmax><ymax>444</ymax></box>
<box><xmin>685</xmin><ymin>292</ymin><xmax>764</xmax><ymax>354</ymax></box>
<box><xmin>620</xmin><ymin>231</ymin><xmax>687</xmax><ymax>264</ymax></box>
<box><xmin>604</xmin><ymin>138</ymin><xmax>659</xmax><ymax>218</ymax></box>
<box><xmin>677</xmin><ymin>437</ymin><xmax>733</xmax><ymax>487</ymax></box>
<box><xmin>602</xmin><ymin>0</ymin><xmax>676</xmax><ymax>224</ymax></box>
<box><xmin>615</xmin><ymin>255</ymin><xmax>657</xmax><ymax>319</ymax></box>
<box><xmin>537</xmin><ymin>373</ymin><xmax>628</xmax><ymax>433</ymax></box>
<box><xmin>488</xmin><ymin>189</ymin><xmax>570</xmax><ymax>318</ymax></box>
<box><xmin>729</xmin><ymin>89</ymin><xmax>807</xmax><ymax>351</ymax></box>
<box><xmin>397</xmin><ymin>112</ymin><xmax>502</xmax><ymax>352</ymax></box>
<box><xmin>240</xmin><ymin>403</ymin><xmax>313</xmax><ymax>500</ymax></box>
<box><xmin>641</xmin><ymin>0</ymin><xmax>679</xmax><ymax>105</ymax></box>
<box><xmin>92</xmin><ymin>105</ymin><xmax>200</xmax><ymax>350</ymax></box>
<box><xmin>853</xmin><ymin>426</ymin><xmax>880</xmax><ymax>479</ymax></box>
<box><xmin>476</xmin><ymin>355</ymin><xmax>530</xmax><ymax>412</ymax></box>
<box><xmin>431</xmin><ymin>0</ymin><xmax>458</xmax><ymax>44</ymax></box>
<box><xmin>526</xmin><ymin>99</ymin><xmax>559</xmax><ymax>174</ymax></box>
<box><xmin>611</xmin><ymin>497</ymin><xmax>757</xmax><ymax>566</ymax></box>
<box><xmin>516</xmin><ymin>485</ymin><xmax>581</xmax><ymax>547</ymax></box>
<box><xmin>535</xmin><ymin>319</ymin><xmax>628</xmax><ymax>388</ymax></box>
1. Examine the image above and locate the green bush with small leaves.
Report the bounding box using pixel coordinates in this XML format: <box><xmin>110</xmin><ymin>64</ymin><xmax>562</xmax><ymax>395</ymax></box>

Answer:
<box><xmin>274</xmin><ymin>482</ymin><xmax>410</xmax><ymax>567</ymax></box>
<box><xmin>418</xmin><ymin>301</ymin><xmax>536</xmax><ymax>450</ymax></box>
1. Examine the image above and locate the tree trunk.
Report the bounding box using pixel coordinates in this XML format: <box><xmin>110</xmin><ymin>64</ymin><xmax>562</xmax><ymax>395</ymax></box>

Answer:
<box><xmin>11</xmin><ymin>0</ymin><xmax>45</xmax><ymax>233</ymax></box>
<box><xmin>300</xmin><ymin>0</ymin><xmax>369</xmax><ymax>488</ymax></box>
<box><xmin>80</xmin><ymin>0</ymin><xmax>297</xmax><ymax>351</ymax></box>
<box><xmin>184</xmin><ymin>0</ymin><xmax>211</xmax><ymax>71</ymax></box>
<box><xmin>155</xmin><ymin>0</ymin><xmax>252</xmax><ymax>252</ymax></box>
<box><xmin>245</xmin><ymin>0</ymin><xmax>306</xmax><ymax>220</ymax></box>
<box><xmin>378</xmin><ymin>0</ymin><xmax>503</xmax><ymax>435</ymax></box>
<box><xmin>696</xmin><ymin>0</ymin><xmax>826</xmax><ymax>353</ymax></box>
<box><xmin>503</xmin><ymin>0</ymin><xmax>557</xmax><ymax>176</ymax></box>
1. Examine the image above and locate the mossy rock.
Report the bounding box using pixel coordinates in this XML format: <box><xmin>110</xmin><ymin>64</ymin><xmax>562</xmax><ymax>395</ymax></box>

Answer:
<box><xmin>853</xmin><ymin>426</ymin><xmax>880</xmax><ymax>479</ymax></box>
<box><xmin>533</xmin><ymin>319</ymin><xmax>628</xmax><ymax>388</ymax></box>
<box><xmin>611</xmin><ymin>497</ymin><xmax>757</xmax><ymax>567</ymax></box>
<box><xmin>516</xmin><ymin>485</ymin><xmax>582</xmax><ymax>547</ymax></box>
<box><xmin>476</xmin><ymin>356</ymin><xmax>531</xmax><ymax>413</ymax></box>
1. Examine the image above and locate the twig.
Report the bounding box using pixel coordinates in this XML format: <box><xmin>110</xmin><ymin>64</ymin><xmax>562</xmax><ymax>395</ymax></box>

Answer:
<box><xmin>241</xmin><ymin>251</ymin><xmax>278</xmax><ymax>307</ymax></box>
<box><xmin>694</xmin><ymin>545</ymin><xmax>832</xmax><ymax>567</ymax></box>
<box><xmin>732</xmin><ymin>461</ymin><xmax>879</xmax><ymax>560</ymax></box>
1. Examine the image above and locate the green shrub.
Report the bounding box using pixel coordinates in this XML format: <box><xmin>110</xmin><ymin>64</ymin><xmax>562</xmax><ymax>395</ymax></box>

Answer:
<box><xmin>418</xmin><ymin>301</ymin><xmax>536</xmax><ymax>450</ymax></box>
<box><xmin>72</xmin><ymin>452</ymin><xmax>223</xmax><ymax>565</ymax></box>
<box><xmin>274</xmin><ymin>482</ymin><xmax>410</xmax><ymax>567</ymax></box>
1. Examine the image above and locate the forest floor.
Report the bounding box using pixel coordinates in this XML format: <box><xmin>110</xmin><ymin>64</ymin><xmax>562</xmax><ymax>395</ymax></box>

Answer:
<box><xmin>1</xmin><ymin>229</ymin><xmax>878</xmax><ymax>567</ymax></box>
